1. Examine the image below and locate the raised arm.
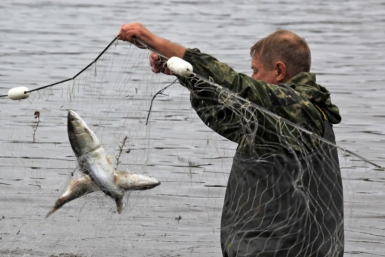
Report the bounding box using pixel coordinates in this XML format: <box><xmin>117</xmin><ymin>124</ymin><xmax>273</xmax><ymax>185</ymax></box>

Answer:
<box><xmin>118</xmin><ymin>23</ymin><xmax>186</xmax><ymax>59</ymax></box>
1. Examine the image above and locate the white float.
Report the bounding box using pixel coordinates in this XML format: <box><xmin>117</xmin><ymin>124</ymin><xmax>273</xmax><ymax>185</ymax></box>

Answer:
<box><xmin>8</xmin><ymin>86</ymin><xmax>30</xmax><ymax>100</ymax></box>
<box><xmin>167</xmin><ymin>57</ymin><xmax>193</xmax><ymax>77</ymax></box>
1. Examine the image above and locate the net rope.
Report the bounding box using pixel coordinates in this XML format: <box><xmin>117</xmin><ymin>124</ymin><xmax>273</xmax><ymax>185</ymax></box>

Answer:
<box><xmin>0</xmin><ymin>39</ymin><xmax>384</xmax><ymax>256</ymax></box>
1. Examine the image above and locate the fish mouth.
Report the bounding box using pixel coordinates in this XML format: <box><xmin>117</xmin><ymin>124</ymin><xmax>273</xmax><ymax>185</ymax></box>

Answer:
<box><xmin>67</xmin><ymin>110</ymin><xmax>100</xmax><ymax>157</ymax></box>
<box><xmin>68</xmin><ymin>110</ymin><xmax>81</xmax><ymax>122</ymax></box>
<box><xmin>67</xmin><ymin>110</ymin><xmax>82</xmax><ymax>134</ymax></box>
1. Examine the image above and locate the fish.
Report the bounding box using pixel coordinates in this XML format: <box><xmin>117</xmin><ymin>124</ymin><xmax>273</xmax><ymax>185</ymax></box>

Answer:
<box><xmin>46</xmin><ymin>110</ymin><xmax>160</xmax><ymax>217</ymax></box>
<box><xmin>46</xmin><ymin>170</ymin><xmax>160</xmax><ymax>218</ymax></box>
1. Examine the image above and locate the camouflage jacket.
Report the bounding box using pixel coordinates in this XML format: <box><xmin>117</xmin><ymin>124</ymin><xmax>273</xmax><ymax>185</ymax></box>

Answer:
<box><xmin>177</xmin><ymin>48</ymin><xmax>341</xmax><ymax>155</ymax></box>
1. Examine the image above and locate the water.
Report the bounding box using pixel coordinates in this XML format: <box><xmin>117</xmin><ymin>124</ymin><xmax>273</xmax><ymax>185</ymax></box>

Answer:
<box><xmin>1</xmin><ymin>0</ymin><xmax>385</xmax><ymax>256</ymax></box>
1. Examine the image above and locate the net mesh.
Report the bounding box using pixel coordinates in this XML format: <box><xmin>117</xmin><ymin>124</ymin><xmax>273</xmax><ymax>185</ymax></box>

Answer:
<box><xmin>0</xmin><ymin>39</ymin><xmax>385</xmax><ymax>257</ymax></box>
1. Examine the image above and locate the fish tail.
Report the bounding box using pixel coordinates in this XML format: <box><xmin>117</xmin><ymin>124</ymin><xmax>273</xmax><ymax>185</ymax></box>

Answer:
<box><xmin>115</xmin><ymin>197</ymin><xmax>124</xmax><ymax>214</ymax></box>
<box><xmin>46</xmin><ymin>208</ymin><xmax>56</xmax><ymax>218</ymax></box>
<box><xmin>46</xmin><ymin>198</ymin><xmax>63</xmax><ymax>218</ymax></box>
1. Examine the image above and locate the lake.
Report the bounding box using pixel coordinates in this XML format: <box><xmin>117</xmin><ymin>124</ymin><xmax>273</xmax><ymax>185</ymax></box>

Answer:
<box><xmin>1</xmin><ymin>0</ymin><xmax>385</xmax><ymax>256</ymax></box>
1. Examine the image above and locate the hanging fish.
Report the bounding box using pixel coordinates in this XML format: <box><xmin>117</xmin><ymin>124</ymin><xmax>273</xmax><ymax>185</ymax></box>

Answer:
<box><xmin>46</xmin><ymin>110</ymin><xmax>160</xmax><ymax>217</ymax></box>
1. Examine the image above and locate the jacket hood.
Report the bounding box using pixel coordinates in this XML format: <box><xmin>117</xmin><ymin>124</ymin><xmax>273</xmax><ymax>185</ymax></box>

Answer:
<box><xmin>287</xmin><ymin>72</ymin><xmax>341</xmax><ymax>124</ymax></box>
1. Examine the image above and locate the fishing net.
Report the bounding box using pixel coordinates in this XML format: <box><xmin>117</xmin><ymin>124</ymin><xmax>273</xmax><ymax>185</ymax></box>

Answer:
<box><xmin>0</xmin><ymin>38</ymin><xmax>384</xmax><ymax>257</ymax></box>
<box><xmin>171</xmin><ymin>55</ymin><xmax>385</xmax><ymax>256</ymax></box>
<box><xmin>0</xmin><ymin>38</ymin><xmax>231</xmax><ymax>257</ymax></box>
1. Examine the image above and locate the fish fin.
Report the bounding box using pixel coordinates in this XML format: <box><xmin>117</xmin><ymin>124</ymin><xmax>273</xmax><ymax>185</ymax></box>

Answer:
<box><xmin>46</xmin><ymin>210</ymin><xmax>55</xmax><ymax>219</ymax></box>
<box><xmin>46</xmin><ymin>205</ymin><xmax>58</xmax><ymax>218</ymax></box>
<box><xmin>46</xmin><ymin>176</ymin><xmax>98</xmax><ymax>218</ymax></box>
<box><xmin>115</xmin><ymin>196</ymin><xmax>124</xmax><ymax>214</ymax></box>
<box><xmin>46</xmin><ymin>196</ymin><xmax>65</xmax><ymax>218</ymax></box>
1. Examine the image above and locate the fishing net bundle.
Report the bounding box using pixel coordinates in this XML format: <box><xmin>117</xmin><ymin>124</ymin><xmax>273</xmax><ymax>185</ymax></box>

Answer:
<box><xmin>0</xmin><ymin>38</ymin><xmax>384</xmax><ymax>257</ymax></box>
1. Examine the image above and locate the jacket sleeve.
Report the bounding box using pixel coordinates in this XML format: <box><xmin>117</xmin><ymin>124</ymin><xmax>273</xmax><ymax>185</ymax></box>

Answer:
<box><xmin>176</xmin><ymin>48</ymin><xmax>276</xmax><ymax>144</ymax></box>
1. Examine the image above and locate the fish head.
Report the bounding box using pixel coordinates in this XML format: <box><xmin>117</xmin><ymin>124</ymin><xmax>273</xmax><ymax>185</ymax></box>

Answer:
<box><xmin>115</xmin><ymin>170</ymin><xmax>161</xmax><ymax>190</ymax></box>
<box><xmin>67</xmin><ymin>110</ymin><xmax>101</xmax><ymax>157</ymax></box>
